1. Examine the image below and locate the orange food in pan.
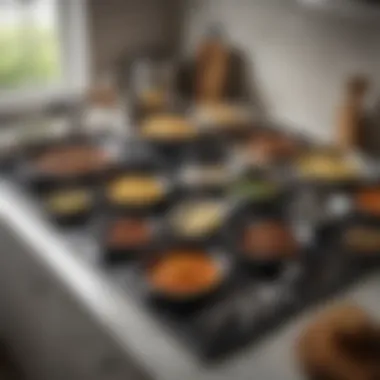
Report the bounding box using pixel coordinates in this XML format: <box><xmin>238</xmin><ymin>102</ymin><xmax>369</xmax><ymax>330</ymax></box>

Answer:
<box><xmin>356</xmin><ymin>188</ymin><xmax>380</xmax><ymax>216</ymax></box>
<box><xmin>148</xmin><ymin>251</ymin><xmax>221</xmax><ymax>297</ymax></box>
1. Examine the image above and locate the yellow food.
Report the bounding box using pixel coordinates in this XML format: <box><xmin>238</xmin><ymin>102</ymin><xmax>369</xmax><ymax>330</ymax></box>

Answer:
<box><xmin>46</xmin><ymin>190</ymin><xmax>91</xmax><ymax>214</ymax></box>
<box><xmin>297</xmin><ymin>153</ymin><xmax>358</xmax><ymax>180</ymax></box>
<box><xmin>108</xmin><ymin>176</ymin><xmax>165</xmax><ymax>206</ymax></box>
<box><xmin>141</xmin><ymin>115</ymin><xmax>196</xmax><ymax>141</ymax></box>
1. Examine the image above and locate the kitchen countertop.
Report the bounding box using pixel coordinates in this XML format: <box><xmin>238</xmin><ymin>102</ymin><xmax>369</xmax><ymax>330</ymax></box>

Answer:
<box><xmin>0</xmin><ymin>180</ymin><xmax>379</xmax><ymax>380</ymax></box>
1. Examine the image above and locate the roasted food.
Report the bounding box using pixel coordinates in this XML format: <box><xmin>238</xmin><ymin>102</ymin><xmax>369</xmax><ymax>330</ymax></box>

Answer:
<box><xmin>107</xmin><ymin>218</ymin><xmax>152</xmax><ymax>249</ymax></box>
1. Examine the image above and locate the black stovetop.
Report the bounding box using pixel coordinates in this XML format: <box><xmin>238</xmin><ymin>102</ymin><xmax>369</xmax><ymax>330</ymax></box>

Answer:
<box><xmin>3</xmin><ymin>132</ymin><xmax>380</xmax><ymax>362</ymax></box>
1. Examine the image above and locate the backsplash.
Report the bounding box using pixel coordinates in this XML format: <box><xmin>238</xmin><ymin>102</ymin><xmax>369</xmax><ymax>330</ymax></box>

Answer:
<box><xmin>183</xmin><ymin>0</ymin><xmax>380</xmax><ymax>142</ymax></box>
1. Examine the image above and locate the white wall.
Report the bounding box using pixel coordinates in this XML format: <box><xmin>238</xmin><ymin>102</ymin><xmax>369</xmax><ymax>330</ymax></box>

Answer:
<box><xmin>184</xmin><ymin>0</ymin><xmax>380</xmax><ymax>141</ymax></box>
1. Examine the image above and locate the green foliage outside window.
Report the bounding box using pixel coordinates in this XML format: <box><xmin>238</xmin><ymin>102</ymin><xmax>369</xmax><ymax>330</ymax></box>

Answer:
<box><xmin>0</xmin><ymin>26</ymin><xmax>60</xmax><ymax>89</ymax></box>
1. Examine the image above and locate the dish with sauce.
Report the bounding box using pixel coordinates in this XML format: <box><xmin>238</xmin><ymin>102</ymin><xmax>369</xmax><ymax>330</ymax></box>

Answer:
<box><xmin>355</xmin><ymin>187</ymin><xmax>380</xmax><ymax>216</ymax></box>
<box><xmin>31</xmin><ymin>144</ymin><xmax>111</xmax><ymax>179</ymax></box>
<box><xmin>146</xmin><ymin>250</ymin><xmax>224</xmax><ymax>299</ymax></box>
<box><xmin>105</xmin><ymin>218</ymin><xmax>154</xmax><ymax>257</ymax></box>
<box><xmin>242</xmin><ymin>220</ymin><xmax>298</xmax><ymax>260</ymax></box>
<box><xmin>107</xmin><ymin>175</ymin><xmax>167</xmax><ymax>208</ymax></box>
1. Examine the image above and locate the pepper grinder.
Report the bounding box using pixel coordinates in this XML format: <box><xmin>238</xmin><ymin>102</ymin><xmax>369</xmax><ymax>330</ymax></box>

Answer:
<box><xmin>336</xmin><ymin>76</ymin><xmax>369</xmax><ymax>151</ymax></box>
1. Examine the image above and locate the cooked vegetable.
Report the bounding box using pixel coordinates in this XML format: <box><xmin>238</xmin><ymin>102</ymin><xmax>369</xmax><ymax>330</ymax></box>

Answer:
<box><xmin>171</xmin><ymin>201</ymin><xmax>224</xmax><ymax>238</ymax></box>
<box><xmin>232</xmin><ymin>180</ymin><xmax>279</xmax><ymax>200</ymax></box>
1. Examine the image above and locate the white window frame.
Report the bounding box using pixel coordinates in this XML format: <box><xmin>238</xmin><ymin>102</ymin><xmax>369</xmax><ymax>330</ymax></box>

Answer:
<box><xmin>0</xmin><ymin>0</ymin><xmax>91</xmax><ymax>114</ymax></box>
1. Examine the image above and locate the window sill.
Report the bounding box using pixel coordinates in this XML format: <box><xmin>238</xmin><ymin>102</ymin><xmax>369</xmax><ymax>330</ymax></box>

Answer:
<box><xmin>0</xmin><ymin>86</ymin><xmax>86</xmax><ymax>117</ymax></box>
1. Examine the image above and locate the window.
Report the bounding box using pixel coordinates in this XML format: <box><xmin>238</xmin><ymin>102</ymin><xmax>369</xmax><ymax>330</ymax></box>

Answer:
<box><xmin>0</xmin><ymin>0</ymin><xmax>89</xmax><ymax>111</ymax></box>
<box><xmin>0</xmin><ymin>0</ymin><xmax>61</xmax><ymax>90</ymax></box>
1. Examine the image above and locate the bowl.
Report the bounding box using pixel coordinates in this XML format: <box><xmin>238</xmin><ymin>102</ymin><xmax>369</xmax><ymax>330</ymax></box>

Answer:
<box><xmin>141</xmin><ymin>248</ymin><xmax>230</xmax><ymax>306</ymax></box>
<box><xmin>167</xmin><ymin>198</ymin><xmax>229</xmax><ymax>244</ymax></box>
<box><xmin>353</xmin><ymin>185</ymin><xmax>380</xmax><ymax>219</ymax></box>
<box><xmin>105</xmin><ymin>173</ymin><xmax>173</xmax><ymax>214</ymax></box>
<box><xmin>102</xmin><ymin>216</ymin><xmax>160</xmax><ymax>263</ymax></box>
<box><xmin>230</xmin><ymin>177</ymin><xmax>287</xmax><ymax>212</ymax></box>
<box><xmin>293</xmin><ymin>148</ymin><xmax>363</xmax><ymax>188</ymax></box>
<box><xmin>232</xmin><ymin>214</ymin><xmax>304</xmax><ymax>278</ymax></box>
<box><xmin>42</xmin><ymin>185</ymin><xmax>96</xmax><ymax>226</ymax></box>
<box><xmin>139</xmin><ymin>114</ymin><xmax>199</xmax><ymax>164</ymax></box>
<box><xmin>336</xmin><ymin>217</ymin><xmax>380</xmax><ymax>264</ymax></box>
<box><xmin>22</xmin><ymin>140</ymin><xmax>116</xmax><ymax>191</ymax></box>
